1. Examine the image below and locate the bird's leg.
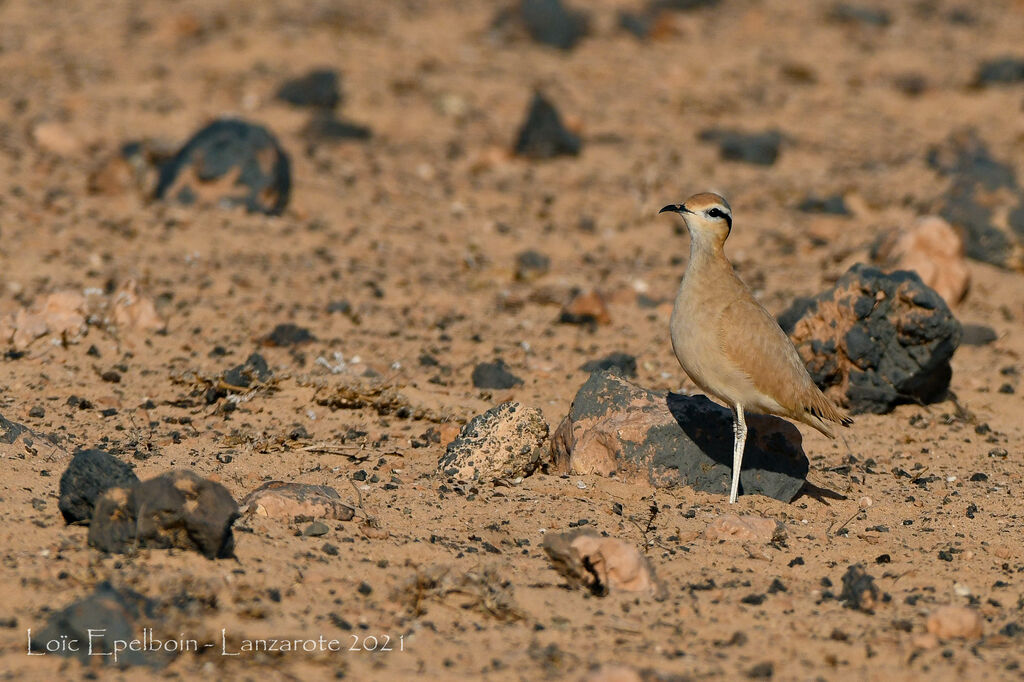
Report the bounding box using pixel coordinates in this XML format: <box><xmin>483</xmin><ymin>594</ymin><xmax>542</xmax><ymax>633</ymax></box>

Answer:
<box><xmin>729</xmin><ymin>405</ymin><xmax>748</xmax><ymax>504</ymax></box>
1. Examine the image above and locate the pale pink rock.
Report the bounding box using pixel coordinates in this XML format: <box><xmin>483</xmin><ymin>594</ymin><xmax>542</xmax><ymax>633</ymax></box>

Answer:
<box><xmin>704</xmin><ymin>514</ymin><xmax>787</xmax><ymax>544</ymax></box>
<box><xmin>543</xmin><ymin>529</ymin><xmax>667</xmax><ymax>600</ymax></box>
<box><xmin>875</xmin><ymin>216</ymin><xmax>970</xmax><ymax>305</ymax></box>
<box><xmin>926</xmin><ymin>606</ymin><xmax>983</xmax><ymax>639</ymax></box>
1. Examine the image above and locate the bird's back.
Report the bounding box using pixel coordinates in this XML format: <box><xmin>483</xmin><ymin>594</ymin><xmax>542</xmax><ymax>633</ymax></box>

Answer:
<box><xmin>672</xmin><ymin>257</ymin><xmax>850</xmax><ymax>436</ymax></box>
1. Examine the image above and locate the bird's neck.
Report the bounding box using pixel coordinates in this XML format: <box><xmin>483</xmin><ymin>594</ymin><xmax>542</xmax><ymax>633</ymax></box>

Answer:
<box><xmin>685</xmin><ymin>234</ymin><xmax>728</xmax><ymax>274</ymax></box>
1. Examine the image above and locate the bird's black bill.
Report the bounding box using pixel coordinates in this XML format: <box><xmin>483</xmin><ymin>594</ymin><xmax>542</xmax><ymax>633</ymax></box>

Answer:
<box><xmin>659</xmin><ymin>204</ymin><xmax>690</xmax><ymax>215</ymax></box>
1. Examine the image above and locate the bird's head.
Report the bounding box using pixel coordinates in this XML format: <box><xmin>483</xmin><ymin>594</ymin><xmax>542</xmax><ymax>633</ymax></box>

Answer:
<box><xmin>659</xmin><ymin>192</ymin><xmax>733</xmax><ymax>245</ymax></box>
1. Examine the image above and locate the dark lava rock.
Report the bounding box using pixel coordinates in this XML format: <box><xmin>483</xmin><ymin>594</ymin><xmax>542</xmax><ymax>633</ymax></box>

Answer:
<box><xmin>302</xmin><ymin>112</ymin><xmax>372</xmax><ymax>143</ymax></box>
<box><xmin>264</xmin><ymin>323</ymin><xmax>315</xmax><ymax>347</ymax></box>
<box><xmin>974</xmin><ymin>57</ymin><xmax>1024</xmax><ymax>86</ymax></box>
<box><xmin>797</xmin><ymin>194</ymin><xmax>851</xmax><ymax>216</ymax></box>
<box><xmin>276</xmin><ymin>68</ymin><xmax>342</xmax><ymax>109</ymax></box>
<box><xmin>302</xmin><ymin>521</ymin><xmax>331</xmax><ymax>537</ymax></box>
<box><xmin>224</xmin><ymin>352</ymin><xmax>272</xmax><ymax>388</ymax></box>
<box><xmin>747</xmin><ymin>662</ymin><xmax>774</xmax><ymax>679</ymax></box>
<box><xmin>0</xmin><ymin>412</ymin><xmax>28</xmax><ymax>445</ymax></box>
<box><xmin>30</xmin><ymin>582</ymin><xmax>168</xmax><ymax>668</ymax></box>
<box><xmin>960</xmin><ymin>323</ymin><xmax>997</xmax><ymax>346</ymax></box>
<box><xmin>781</xmin><ymin>264</ymin><xmax>961</xmax><ymax>414</ymax></box>
<box><xmin>207</xmin><ymin>353</ymin><xmax>272</xmax><ymax>403</ymax></box>
<box><xmin>828</xmin><ymin>3</ymin><xmax>891</xmax><ymax>27</ymax></box>
<box><xmin>839</xmin><ymin>564</ymin><xmax>880</xmax><ymax>613</ymax></box>
<box><xmin>515</xmin><ymin>249</ymin><xmax>551</xmax><ymax>281</ymax></box>
<box><xmin>494</xmin><ymin>0</ymin><xmax>589</xmax><ymax>50</ymax></box>
<box><xmin>58</xmin><ymin>449</ymin><xmax>139</xmax><ymax>525</ymax></box>
<box><xmin>617</xmin><ymin>10</ymin><xmax>656</xmax><ymax>39</ymax></box>
<box><xmin>927</xmin><ymin>129</ymin><xmax>1024</xmax><ymax>271</ymax></box>
<box><xmin>551</xmin><ymin>372</ymin><xmax>809</xmax><ymax>502</ymax></box>
<box><xmin>654</xmin><ymin>0</ymin><xmax>720</xmax><ymax>10</ymax></box>
<box><xmin>472</xmin><ymin>360</ymin><xmax>524</xmax><ymax>389</ymax></box>
<box><xmin>698</xmin><ymin>128</ymin><xmax>782</xmax><ymax>166</ymax></box>
<box><xmin>580</xmin><ymin>352</ymin><xmax>638</xmax><ymax>378</ymax></box>
<box><xmin>514</xmin><ymin>92</ymin><xmax>581</xmax><ymax>159</ymax></box>
<box><xmin>155</xmin><ymin>118</ymin><xmax>291</xmax><ymax>216</ymax></box>
<box><xmin>89</xmin><ymin>470</ymin><xmax>239</xmax><ymax>559</ymax></box>
<box><xmin>438</xmin><ymin>402</ymin><xmax>549</xmax><ymax>482</ymax></box>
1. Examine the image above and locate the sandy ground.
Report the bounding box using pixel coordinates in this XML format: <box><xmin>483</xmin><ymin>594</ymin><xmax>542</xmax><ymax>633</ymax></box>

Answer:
<box><xmin>1</xmin><ymin>0</ymin><xmax>1023</xmax><ymax>679</ymax></box>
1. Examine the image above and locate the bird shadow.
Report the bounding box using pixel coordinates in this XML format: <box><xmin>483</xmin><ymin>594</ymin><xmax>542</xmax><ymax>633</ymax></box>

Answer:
<box><xmin>794</xmin><ymin>480</ymin><xmax>847</xmax><ymax>505</ymax></box>
<box><xmin>665</xmin><ymin>391</ymin><xmax>814</xmax><ymax>501</ymax></box>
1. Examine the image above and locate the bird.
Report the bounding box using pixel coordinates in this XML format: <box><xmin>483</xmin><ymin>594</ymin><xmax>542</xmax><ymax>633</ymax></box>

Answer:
<box><xmin>659</xmin><ymin>192</ymin><xmax>852</xmax><ymax>503</ymax></box>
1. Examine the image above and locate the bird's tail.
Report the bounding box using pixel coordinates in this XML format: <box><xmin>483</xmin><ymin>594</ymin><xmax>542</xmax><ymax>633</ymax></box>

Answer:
<box><xmin>802</xmin><ymin>390</ymin><xmax>853</xmax><ymax>438</ymax></box>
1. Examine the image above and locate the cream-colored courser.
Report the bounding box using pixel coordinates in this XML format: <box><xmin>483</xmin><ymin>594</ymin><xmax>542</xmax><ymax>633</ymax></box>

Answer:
<box><xmin>660</xmin><ymin>193</ymin><xmax>852</xmax><ymax>503</ymax></box>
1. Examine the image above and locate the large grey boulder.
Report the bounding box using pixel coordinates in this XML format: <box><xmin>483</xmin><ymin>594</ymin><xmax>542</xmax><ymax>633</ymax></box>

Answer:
<box><xmin>551</xmin><ymin>372</ymin><xmax>808</xmax><ymax>502</ymax></box>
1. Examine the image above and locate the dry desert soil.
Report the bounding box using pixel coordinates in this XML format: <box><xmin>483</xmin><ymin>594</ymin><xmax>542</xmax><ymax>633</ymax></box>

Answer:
<box><xmin>1</xmin><ymin>0</ymin><xmax>1023</xmax><ymax>680</ymax></box>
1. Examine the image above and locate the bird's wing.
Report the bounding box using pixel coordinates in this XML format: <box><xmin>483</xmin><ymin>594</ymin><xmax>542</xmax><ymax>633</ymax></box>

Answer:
<box><xmin>717</xmin><ymin>297</ymin><xmax>826</xmax><ymax>417</ymax></box>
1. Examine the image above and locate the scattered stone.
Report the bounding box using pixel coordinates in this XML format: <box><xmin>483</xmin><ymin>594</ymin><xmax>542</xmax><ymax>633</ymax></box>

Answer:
<box><xmin>926</xmin><ymin>606</ymin><xmax>983</xmax><ymax>639</ymax></box>
<box><xmin>108</xmin><ymin>279</ymin><xmax>166</xmax><ymax>336</ymax></box>
<box><xmin>746</xmin><ymin>662</ymin><xmax>774</xmax><ymax>679</ymax></box>
<box><xmin>514</xmin><ymin>92</ymin><xmax>581</xmax><ymax>159</ymax></box>
<box><xmin>264</xmin><ymin>323</ymin><xmax>315</xmax><ymax>347</ymax></box>
<box><xmin>302</xmin><ymin>521</ymin><xmax>331</xmax><ymax>537</ymax></box>
<box><xmin>515</xmin><ymin>250</ymin><xmax>551</xmax><ymax>281</ymax></box>
<box><xmin>559</xmin><ymin>290</ymin><xmax>611</xmax><ymax>326</ymax></box>
<box><xmin>551</xmin><ymin>372</ymin><xmax>808</xmax><ymax>502</ymax></box>
<box><xmin>828</xmin><ymin>3</ymin><xmax>891</xmax><ymax>26</ymax></box>
<box><xmin>276</xmin><ymin>68</ymin><xmax>341</xmax><ymax>109</ymax></box>
<box><xmin>30</xmin><ymin>582</ymin><xmax>169</xmax><ymax>668</ymax></box>
<box><xmin>780</xmin><ymin>264</ymin><xmax>962</xmax><ymax>414</ymax></box>
<box><xmin>493</xmin><ymin>0</ymin><xmax>589</xmax><ymax>50</ymax></box>
<box><xmin>797</xmin><ymin>194</ymin><xmax>851</xmax><ymax>216</ymax></box>
<box><xmin>704</xmin><ymin>515</ymin><xmax>787</xmax><ymax>544</ymax></box>
<box><xmin>0</xmin><ymin>413</ymin><xmax>29</xmax><ymax>447</ymax></box>
<box><xmin>359</xmin><ymin>520</ymin><xmax>389</xmax><ymax>540</ymax></box>
<box><xmin>617</xmin><ymin>10</ymin><xmax>658</xmax><ymax>40</ymax></box>
<box><xmin>58</xmin><ymin>449</ymin><xmax>139</xmax><ymax>525</ymax></box>
<box><xmin>893</xmin><ymin>73</ymin><xmax>928</xmax><ymax>96</ymax></box>
<box><xmin>960</xmin><ymin>323</ymin><xmax>997</xmax><ymax>346</ymax></box>
<box><xmin>617</xmin><ymin>0</ymin><xmax>720</xmax><ymax>39</ymax></box>
<box><xmin>974</xmin><ymin>57</ymin><xmax>1024</xmax><ymax>86</ymax></box>
<box><xmin>302</xmin><ymin>112</ymin><xmax>372</xmax><ymax>143</ymax></box>
<box><xmin>698</xmin><ymin>128</ymin><xmax>782</xmax><ymax>166</ymax></box>
<box><xmin>223</xmin><ymin>352</ymin><xmax>272</xmax><ymax>388</ymax></box>
<box><xmin>0</xmin><ymin>291</ymin><xmax>87</xmax><ymax>351</ymax></box>
<box><xmin>0</xmin><ymin>283</ymin><xmax>164</xmax><ymax>351</ymax></box>
<box><xmin>839</xmin><ymin>564</ymin><xmax>880</xmax><ymax>613</ymax></box>
<box><xmin>438</xmin><ymin>402</ymin><xmax>548</xmax><ymax>482</ymax></box>
<box><xmin>32</xmin><ymin>121</ymin><xmax>83</xmax><ymax>156</ymax></box>
<box><xmin>242</xmin><ymin>481</ymin><xmax>354</xmax><ymax>521</ymax></box>
<box><xmin>872</xmin><ymin>216</ymin><xmax>970</xmax><ymax>305</ymax></box>
<box><xmin>87</xmin><ymin>140</ymin><xmax>171</xmax><ymax>197</ymax></box>
<box><xmin>472</xmin><ymin>360</ymin><xmax>524</xmax><ymax>389</ymax></box>
<box><xmin>89</xmin><ymin>470</ymin><xmax>239</xmax><ymax>559</ymax></box>
<box><xmin>542</xmin><ymin>529</ymin><xmax>667</xmax><ymax>600</ymax></box>
<box><xmin>154</xmin><ymin>118</ymin><xmax>291</xmax><ymax>216</ymax></box>
<box><xmin>580</xmin><ymin>352</ymin><xmax>637</xmax><ymax>378</ymax></box>
<box><xmin>28</xmin><ymin>406</ymin><xmax>45</xmax><ymax>419</ymax></box>
<box><xmin>927</xmin><ymin>129</ymin><xmax>1024</xmax><ymax>271</ymax></box>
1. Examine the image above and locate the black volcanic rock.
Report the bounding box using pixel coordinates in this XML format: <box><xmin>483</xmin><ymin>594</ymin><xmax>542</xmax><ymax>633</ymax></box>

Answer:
<box><xmin>276</xmin><ymin>68</ymin><xmax>342</xmax><ymax>109</ymax></box>
<box><xmin>781</xmin><ymin>264</ymin><xmax>962</xmax><ymax>414</ymax></box>
<box><xmin>514</xmin><ymin>93</ymin><xmax>581</xmax><ymax>159</ymax></box>
<box><xmin>58</xmin><ymin>449</ymin><xmax>139</xmax><ymax>524</ymax></box>
<box><xmin>155</xmin><ymin>118</ymin><xmax>291</xmax><ymax>216</ymax></box>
